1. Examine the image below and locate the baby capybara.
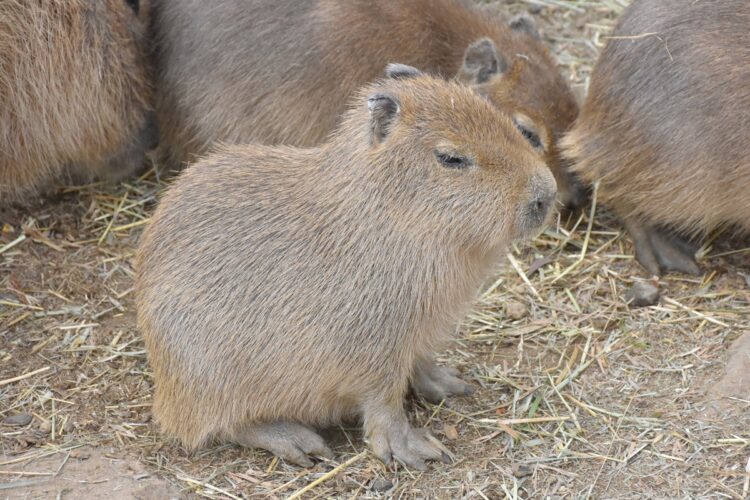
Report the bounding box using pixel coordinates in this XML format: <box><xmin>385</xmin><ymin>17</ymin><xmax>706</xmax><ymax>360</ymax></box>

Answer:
<box><xmin>136</xmin><ymin>65</ymin><xmax>556</xmax><ymax>469</ymax></box>
<box><xmin>151</xmin><ymin>0</ymin><xmax>582</xmax><ymax>207</ymax></box>
<box><xmin>0</xmin><ymin>0</ymin><xmax>155</xmax><ymax>203</ymax></box>
<box><xmin>563</xmin><ymin>0</ymin><xmax>750</xmax><ymax>275</ymax></box>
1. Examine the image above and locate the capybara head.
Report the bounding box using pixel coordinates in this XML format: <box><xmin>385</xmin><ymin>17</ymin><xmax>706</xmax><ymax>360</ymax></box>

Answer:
<box><xmin>0</xmin><ymin>0</ymin><xmax>155</xmax><ymax>203</ymax></box>
<box><xmin>455</xmin><ymin>20</ymin><xmax>582</xmax><ymax>209</ymax></box>
<box><xmin>350</xmin><ymin>64</ymin><xmax>557</xmax><ymax>247</ymax></box>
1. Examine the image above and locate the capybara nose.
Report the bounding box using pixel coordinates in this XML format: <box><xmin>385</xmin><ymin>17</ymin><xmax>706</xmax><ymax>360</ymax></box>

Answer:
<box><xmin>521</xmin><ymin>173</ymin><xmax>557</xmax><ymax>232</ymax></box>
<box><xmin>530</xmin><ymin>189</ymin><xmax>556</xmax><ymax>218</ymax></box>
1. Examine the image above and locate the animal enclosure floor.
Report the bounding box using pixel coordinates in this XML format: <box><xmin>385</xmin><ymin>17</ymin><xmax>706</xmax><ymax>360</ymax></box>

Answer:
<box><xmin>2</xmin><ymin>1</ymin><xmax>749</xmax><ymax>498</ymax></box>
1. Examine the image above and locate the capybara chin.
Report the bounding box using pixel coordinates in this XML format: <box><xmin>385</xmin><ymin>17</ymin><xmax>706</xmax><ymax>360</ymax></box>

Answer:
<box><xmin>0</xmin><ymin>0</ymin><xmax>155</xmax><ymax>204</ymax></box>
<box><xmin>151</xmin><ymin>0</ymin><xmax>581</xmax><ymax>207</ymax></box>
<box><xmin>562</xmin><ymin>0</ymin><xmax>750</xmax><ymax>276</ymax></box>
<box><xmin>136</xmin><ymin>65</ymin><xmax>556</xmax><ymax>469</ymax></box>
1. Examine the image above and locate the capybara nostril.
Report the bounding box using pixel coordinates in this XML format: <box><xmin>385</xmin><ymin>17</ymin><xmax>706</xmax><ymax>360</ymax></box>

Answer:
<box><xmin>535</xmin><ymin>190</ymin><xmax>557</xmax><ymax>215</ymax></box>
<box><xmin>528</xmin><ymin>189</ymin><xmax>556</xmax><ymax>221</ymax></box>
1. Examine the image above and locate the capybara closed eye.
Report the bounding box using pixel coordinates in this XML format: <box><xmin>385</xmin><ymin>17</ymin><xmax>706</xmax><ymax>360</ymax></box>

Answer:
<box><xmin>136</xmin><ymin>66</ymin><xmax>555</xmax><ymax>469</ymax></box>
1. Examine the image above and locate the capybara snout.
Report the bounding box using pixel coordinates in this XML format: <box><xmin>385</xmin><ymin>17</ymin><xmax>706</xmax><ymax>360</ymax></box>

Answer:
<box><xmin>520</xmin><ymin>170</ymin><xmax>557</xmax><ymax>234</ymax></box>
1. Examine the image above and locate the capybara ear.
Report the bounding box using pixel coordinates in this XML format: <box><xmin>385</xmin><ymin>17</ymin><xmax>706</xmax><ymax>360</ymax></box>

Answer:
<box><xmin>367</xmin><ymin>92</ymin><xmax>400</xmax><ymax>145</ymax></box>
<box><xmin>456</xmin><ymin>38</ymin><xmax>505</xmax><ymax>85</ymax></box>
<box><xmin>509</xmin><ymin>13</ymin><xmax>540</xmax><ymax>40</ymax></box>
<box><xmin>385</xmin><ymin>63</ymin><xmax>423</xmax><ymax>80</ymax></box>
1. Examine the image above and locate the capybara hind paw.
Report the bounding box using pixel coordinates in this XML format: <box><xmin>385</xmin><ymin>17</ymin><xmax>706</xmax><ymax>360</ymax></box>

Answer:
<box><xmin>624</xmin><ymin>219</ymin><xmax>701</xmax><ymax>276</ymax></box>
<box><xmin>234</xmin><ymin>421</ymin><xmax>333</xmax><ymax>467</ymax></box>
<box><xmin>370</xmin><ymin>424</ymin><xmax>450</xmax><ymax>470</ymax></box>
<box><xmin>412</xmin><ymin>362</ymin><xmax>473</xmax><ymax>404</ymax></box>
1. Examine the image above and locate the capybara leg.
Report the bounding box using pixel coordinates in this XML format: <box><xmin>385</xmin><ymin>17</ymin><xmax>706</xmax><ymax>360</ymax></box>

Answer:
<box><xmin>233</xmin><ymin>421</ymin><xmax>333</xmax><ymax>467</ymax></box>
<box><xmin>364</xmin><ymin>405</ymin><xmax>450</xmax><ymax>470</ymax></box>
<box><xmin>411</xmin><ymin>358</ymin><xmax>473</xmax><ymax>404</ymax></box>
<box><xmin>624</xmin><ymin>218</ymin><xmax>701</xmax><ymax>276</ymax></box>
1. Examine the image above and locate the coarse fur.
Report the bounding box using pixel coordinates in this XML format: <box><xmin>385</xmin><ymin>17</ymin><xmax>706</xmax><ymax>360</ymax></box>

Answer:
<box><xmin>562</xmin><ymin>0</ymin><xmax>750</xmax><ymax>274</ymax></box>
<box><xmin>136</xmin><ymin>69</ymin><xmax>556</xmax><ymax>468</ymax></box>
<box><xmin>0</xmin><ymin>0</ymin><xmax>155</xmax><ymax>204</ymax></box>
<box><xmin>150</xmin><ymin>0</ymin><xmax>581</xmax><ymax>206</ymax></box>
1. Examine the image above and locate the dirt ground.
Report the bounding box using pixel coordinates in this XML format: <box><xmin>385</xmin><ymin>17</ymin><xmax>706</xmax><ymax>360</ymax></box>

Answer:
<box><xmin>2</xmin><ymin>1</ymin><xmax>749</xmax><ymax>499</ymax></box>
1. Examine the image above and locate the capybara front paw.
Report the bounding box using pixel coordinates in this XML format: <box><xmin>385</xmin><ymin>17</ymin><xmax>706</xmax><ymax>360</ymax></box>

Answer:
<box><xmin>234</xmin><ymin>421</ymin><xmax>333</xmax><ymax>467</ymax></box>
<box><xmin>412</xmin><ymin>362</ymin><xmax>473</xmax><ymax>404</ymax></box>
<box><xmin>369</xmin><ymin>424</ymin><xmax>450</xmax><ymax>470</ymax></box>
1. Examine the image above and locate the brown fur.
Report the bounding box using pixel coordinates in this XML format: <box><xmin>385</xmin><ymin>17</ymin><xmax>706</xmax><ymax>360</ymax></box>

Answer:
<box><xmin>0</xmin><ymin>0</ymin><xmax>155</xmax><ymax>203</ymax></box>
<box><xmin>136</xmin><ymin>68</ymin><xmax>556</xmax><ymax>468</ymax></box>
<box><xmin>562</xmin><ymin>0</ymin><xmax>750</xmax><ymax>272</ymax></box>
<box><xmin>150</xmin><ymin>0</ymin><xmax>581</xmax><ymax>206</ymax></box>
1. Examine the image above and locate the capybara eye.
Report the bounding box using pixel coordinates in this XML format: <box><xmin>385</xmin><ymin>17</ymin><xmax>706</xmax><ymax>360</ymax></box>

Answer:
<box><xmin>514</xmin><ymin>122</ymin><xmax>543</xmax><ymax>150</ymax></box>
<box><xmin>435</xmin><ymin>152</ymin><xmax>471</xmax><ymax>169</ymax></box>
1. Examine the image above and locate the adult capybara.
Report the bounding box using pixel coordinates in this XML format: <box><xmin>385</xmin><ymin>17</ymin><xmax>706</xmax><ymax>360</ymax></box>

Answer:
<box><xmin>151</xmin><ymin>0</ymin><xmax>582</xmax><ymax>207</ymax></box>
<box><xmin>0</xmin><ymin>0</ymin><xmax>155</xmax><ymax>203</ymax></box>
<box><xmin>562</xmin><ymin>0</ymin><xmax>750</xmax><ymax>275</ymax></box>
<box><xmin>136</xmin><ymin>65</ymin><xmax>556</xmax><ymax>468</ymax></box>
